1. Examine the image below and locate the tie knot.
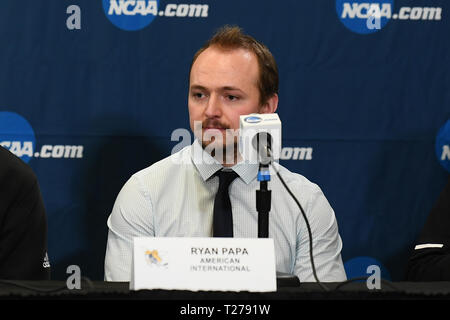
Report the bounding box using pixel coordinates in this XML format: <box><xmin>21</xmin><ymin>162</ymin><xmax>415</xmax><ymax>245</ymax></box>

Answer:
<box><xmin>216</xmin><ymin>170</ymin><xmax>239</xmax><ymax>188</ymax></box>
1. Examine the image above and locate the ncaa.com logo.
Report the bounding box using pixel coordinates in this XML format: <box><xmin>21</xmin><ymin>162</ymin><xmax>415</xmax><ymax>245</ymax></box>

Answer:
<box><xmin>436</xmin><ymin>119</ymin><xmax>450</xmax><ymax>172</ymax></box>
<box><xmin>0</xmin><ymin>111</ymin><xmax>84</xmax><ymax>163</ymax></box>
<box><xmin>336</xmin><ymin>0</ymin><xmax>443</xmax><ymax>34</ymax></box>
<box><xmin>103</xmin><ymin>0</ymin><xmax>209</xmax><ymax>31</ymax></box>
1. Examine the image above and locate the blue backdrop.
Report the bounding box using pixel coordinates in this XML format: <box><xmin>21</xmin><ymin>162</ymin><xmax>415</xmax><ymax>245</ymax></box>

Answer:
<box><xmin>0</xmin><ymin>0</ymin><xmax>449</xmax><ymax>281</ymax></box>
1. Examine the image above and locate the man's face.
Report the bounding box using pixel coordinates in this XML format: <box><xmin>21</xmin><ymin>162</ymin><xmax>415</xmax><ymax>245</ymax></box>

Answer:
<box><xmin>188</xmin><ymin>46</ymin><xmax>275</xmax><ymax>155</ymax></box>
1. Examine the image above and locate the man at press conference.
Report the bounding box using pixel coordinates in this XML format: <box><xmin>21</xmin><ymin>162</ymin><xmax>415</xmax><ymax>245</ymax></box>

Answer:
<box><xmin>0</xmin><ymin>146</ymin><xmax>51</xmax><ymax>280</ymax></box>
<box><xmin>104</xmin><ymin>25</ymin><xmax>347</xmax><ymax>283</ymax></box>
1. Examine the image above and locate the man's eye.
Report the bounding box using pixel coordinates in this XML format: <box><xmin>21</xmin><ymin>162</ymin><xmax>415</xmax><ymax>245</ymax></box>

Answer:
<box><xmin>227</xmin><ymin>95</ymin><xmax>238</xmax><ymax>101</ymax></box>
<box><xmin>192</xmin><ymin>92</ymin><xmax>205</xmax><ymax>99</ymax></box>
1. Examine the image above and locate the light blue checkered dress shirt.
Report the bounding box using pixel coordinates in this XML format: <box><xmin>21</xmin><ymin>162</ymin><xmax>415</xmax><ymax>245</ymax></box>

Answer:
<box><xmin>104</xmin><ymin>140</ymin><xmax>347</xmax><ymax>282</ymax></box>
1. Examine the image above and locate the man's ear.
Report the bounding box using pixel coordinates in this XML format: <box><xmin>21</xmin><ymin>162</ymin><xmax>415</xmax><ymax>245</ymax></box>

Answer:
<box><xmin>259</xmin><ymin>94</ymin><xmax>278</xmax><ymax>114</ymax></box>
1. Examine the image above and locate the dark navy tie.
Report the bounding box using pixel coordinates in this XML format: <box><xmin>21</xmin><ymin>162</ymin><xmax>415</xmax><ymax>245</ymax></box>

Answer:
<box><xmin>213</xmin><ymin>170</ymin><xmax>239</xmax><ymax>237</ymax></box>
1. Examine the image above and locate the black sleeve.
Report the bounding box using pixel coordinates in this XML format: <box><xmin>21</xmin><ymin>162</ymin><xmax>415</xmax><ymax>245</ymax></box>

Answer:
<box><xmin>0</xmin><ymin>148</ymin><xmax>51</xmax><ymax>280</ymax></box>
<box><xmin>405</xmin><ymin>176</ymin><xmax>450</xmax><ymax>281</ymax></box>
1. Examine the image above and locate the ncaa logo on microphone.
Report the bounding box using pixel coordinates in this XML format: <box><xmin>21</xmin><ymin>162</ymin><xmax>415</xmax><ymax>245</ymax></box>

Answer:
<box><xmin>436</xmin><ymin>119</ymin><xmax>450</xmax><ymax>173</ymax></box>
<box><xmin>336</xmin><ymin>0</ymin><xmax>393</xmax><ymax>34</ymax></box>
<box><xmin>244</xmin><ymin>116</ymin><xmax>262</xmax><ymax>124</ymax></box>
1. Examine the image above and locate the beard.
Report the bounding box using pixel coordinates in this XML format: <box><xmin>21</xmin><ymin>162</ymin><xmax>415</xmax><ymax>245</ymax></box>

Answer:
<box><xmin>193</xmin><ymin>119</ymin><xmax>240</xmax><ymax>165</ymax></box>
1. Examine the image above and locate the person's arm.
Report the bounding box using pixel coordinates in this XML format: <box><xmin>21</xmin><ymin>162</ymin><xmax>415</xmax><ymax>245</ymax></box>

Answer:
<box><xmin>0</xmin><ymin>153</ymin><xmax>50</xmax><ymax>280</ymax></box>
<box><xmin>406</xmin><ymin>176</ymin><xmax>450</xmax><ymax>281</ymax></box>
<box><xmin>293</xmin><ymin>183</ymin><xmax>347</xmax><ymax>282</ymax></box>
<box><xmin>104</xmin><ymin>175</ymin><xmax>155</xmax><ymax>281</ymax></box>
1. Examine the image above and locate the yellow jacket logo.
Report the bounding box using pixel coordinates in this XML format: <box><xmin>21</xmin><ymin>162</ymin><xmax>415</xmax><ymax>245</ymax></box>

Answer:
<box><xmin>145</xmin><ymin>249</ymin><xmax>168</xmax><ymax>267</ymax></box>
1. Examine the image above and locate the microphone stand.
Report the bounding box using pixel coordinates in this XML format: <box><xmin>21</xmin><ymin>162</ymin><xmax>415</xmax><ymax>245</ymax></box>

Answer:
<box><xmin>255</xmin><ymin>142</ymin><xmax>300</xmax><ymax>288</ymax></box>
<box><xmin>256</xmin><ymin>162</ymin><xmax>271</xmax><ymax>238</ymax></box>
<box><xmin>255</xmin><ymin>134</ymin><xmax>272</xmax><ymax>239</ymax></box>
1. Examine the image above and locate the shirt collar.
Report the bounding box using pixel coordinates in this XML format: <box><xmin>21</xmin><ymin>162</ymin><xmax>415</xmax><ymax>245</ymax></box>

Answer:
<box><xmin>190</xmin><ymin>139</ymin><xmax>258</xmax><ymax>185</ymax></box>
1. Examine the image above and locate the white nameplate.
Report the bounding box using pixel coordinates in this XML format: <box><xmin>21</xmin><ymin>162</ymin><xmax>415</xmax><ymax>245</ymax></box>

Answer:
<box><xmin>130</xmin><ymin>237</ymin><xmax>276</xmax><ymax>292</ymax></box>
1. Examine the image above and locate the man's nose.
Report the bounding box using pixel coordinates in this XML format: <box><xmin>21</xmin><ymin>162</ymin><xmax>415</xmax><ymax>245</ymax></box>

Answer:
<box><xmin>204</xmin><ymin>94</ymin><xmax>222</xmax><ymax>118</ymax></box>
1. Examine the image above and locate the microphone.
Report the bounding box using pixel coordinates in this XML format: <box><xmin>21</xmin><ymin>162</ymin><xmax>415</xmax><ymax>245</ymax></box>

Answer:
<box><xmin>238</xmin><ymin>113</ymin><xmax>323</xmax><ymax>289</ymax></box>
<box><xmin>253</xmin><ymin>132</ymin><xmax>273</xmax><ymax>165</ymax></box>
<box><xmin>239</xmin><ymin>113</ymin><xmax>282</xmax><ymax>240</ymax></box>
<box><xmin>239</xmin><ymin>113</ymin><xmax>281</xmax><ymax>165</ymax></box>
